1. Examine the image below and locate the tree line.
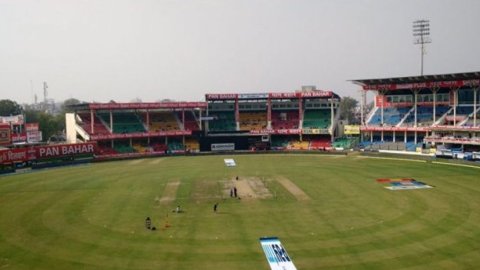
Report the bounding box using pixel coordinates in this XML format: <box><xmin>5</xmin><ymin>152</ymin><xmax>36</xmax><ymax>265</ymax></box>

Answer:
<box><xmin>0</xmin><ymin>98</ymin><xmax>81</xmax><ymax>142</ymax></box>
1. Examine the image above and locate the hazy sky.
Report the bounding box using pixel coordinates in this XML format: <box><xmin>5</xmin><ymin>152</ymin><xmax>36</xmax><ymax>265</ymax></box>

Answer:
<box><xmin>1</xmin><ymin>0</ymin><xmax>480</xmax><ymax>104</ymax></box>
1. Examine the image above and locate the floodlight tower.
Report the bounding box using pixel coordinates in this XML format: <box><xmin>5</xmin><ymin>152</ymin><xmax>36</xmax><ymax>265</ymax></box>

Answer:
<box><xmin>413</xmin><ymin>19</ymin><xmax>431</xmax><ymax>76</ymax></box>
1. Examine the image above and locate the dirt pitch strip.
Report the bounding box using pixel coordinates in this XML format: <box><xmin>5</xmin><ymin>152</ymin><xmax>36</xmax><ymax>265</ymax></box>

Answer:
<box><xmin>157</xmin><ymin>181</ymin><xmax>180</xmax><ymax>203</ymax></box>
<box><xmin>149</xmin><ymin>158</ymin><xmax>165</xmax><ymax>165</ymax></box>
<box><xmin>128</xmin><ymin>159</ymin><xmax>146</xmax><ymax>165</ymax></box>
<box><xmin>223</xmin><ymin>177</ymin><xmax>272</xmax><ymax>200</ymax></box>
<box><xmin>276</xmin><ymin>176</ymin><xmax>311</xmax><ymax>201</ymax></box>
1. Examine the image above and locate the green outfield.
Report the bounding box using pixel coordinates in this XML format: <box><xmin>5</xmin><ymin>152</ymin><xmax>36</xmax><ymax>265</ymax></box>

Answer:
<box><xmin>0</xmin><ymin>154</ymin><xmax>479</xmax><ymax>269</ymax></box>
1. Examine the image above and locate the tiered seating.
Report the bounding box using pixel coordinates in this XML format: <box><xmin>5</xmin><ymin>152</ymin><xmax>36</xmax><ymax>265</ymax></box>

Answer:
<box><xmin>403</xmin><ymin>106</ymin><xmax>450</xmax><ymax>126</ymax></box>
<box><xmin>332</xmin><ymin>137</ymin><xmax>357</xmax><ymax>149</ymax></box>
<box><xmin>78</xmin><ymin>113</ymin><xmax>111</xmax><ymax>135</ymax></box>
<box><xmin>176</xmin><ymin>111</ymin><xmax>199</xmax><ymax>131</ymax></box>
<box><xmin>239</xmin><ymin>112</ymin><xmax>267</xmax><ymax>131</ymax></box>
<box><xmin>449</xmin><ymin>106</ymin><xmax>475</xmax><ymax>115</ymax></box>
<box><xmin>168</xmin><ymin>141</ymin><xmax>184</xmax><ymax>151</ymax></box>
<box><xmin>303</xmin><ymin>110</ymin><xmax>331</xmax><ymax>129</ymax></box>
<box><xmin>151</xmin><ymin>143</ymin><xmax>168</xmax><ymax>152</ymax></box>
<box><xmin>208</xmin><ymin>111</ymin><xmax>236</xmax><ymax>131</ymax></box>
<box><xmin>271</xmin><ymin>111</ymin><xmax>299</xmax><ymax>129</ymax></box>
<box><xmin>98</xmin><ymin>112</ymin><xmax>146</xmax><ymax>134</ymax></box>
<box><xmin>271</xmin><ymin>138</ymin><xmax>289</xmax><ymax>149</ymax></box>
<box><xmin>113</xmin><ymin>144</ymin><xmax>137</xmax><ymax>153</ymax></box>
<box><xmin>149</xmin><ymin>112</ymin><xmax>180</xmax><ymax>131</ymax></box>
<box><xmin>97</xmin><ymin>146</ymin><xmax>118</xmax><ymax>155</ymax></box>
<box><xmin>132</xmin><ymin>144</ymin><xmax>150</xmax><ymax>153</ymax></box>
<box><xmin>368</xmin><ymin>107</ymin><xmax>410</xmax><ymax>126</ymax></box>
<box><xmin>310</xmin><ymin>138</ymin><xmax>332</xmax><ymax>149</ymax></box>
<box><xmin>184</xmin><ymin>138</ymin><xmax>200</xmax><ymax>151</ymax></box>
<box><xmin>288</xmin><ymin>140</ymin><xmax>310</xmax><ymax>150</ymax></box>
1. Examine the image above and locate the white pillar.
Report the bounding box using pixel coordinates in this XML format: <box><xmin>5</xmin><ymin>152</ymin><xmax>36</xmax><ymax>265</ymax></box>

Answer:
<box><xmin>404</xmin><ymin>130</ymin><xmax>407</xmax><ymax>143</ymax></box>
<box><xmin>414</xmin><ymin>91</ymin><xmax>418</xmax><ymax>127</ymax></box>
<box><xmin>453</xmin><ymin>90</ymin><xmax>457</xmax><ymax>126</ymax></box>
<box><xmin>381</xmin><ymin>130</ymin><xmax>384</xmax><ymax>142</ymax></box>
<box><xmin>474</xmin><ymin>89</ymin><xmax>478</xmax><ymax>127</ymax></box>
<box><xmin>433</xmin><ymin>90</ymin><xmax>437</xmax><ymax>123</ymax></box>
<box><xmin>393</xmin><ymin>131</ymin><xmax>396</xmax><ymax>142</ymax></box>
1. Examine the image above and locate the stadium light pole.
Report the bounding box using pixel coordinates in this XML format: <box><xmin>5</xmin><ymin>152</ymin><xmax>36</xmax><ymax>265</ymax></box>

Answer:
<box><xmin>413</xmin><ymin>19</ymin><xmax>431</xmax><ymax>76</ymax></box>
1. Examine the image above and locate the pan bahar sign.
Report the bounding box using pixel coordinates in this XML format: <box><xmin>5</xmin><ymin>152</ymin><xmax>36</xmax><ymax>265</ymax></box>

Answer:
<box><xmin>36</xmin><ymin>143</ymin><xmax>96</xmax><ymax>159</ymax></box>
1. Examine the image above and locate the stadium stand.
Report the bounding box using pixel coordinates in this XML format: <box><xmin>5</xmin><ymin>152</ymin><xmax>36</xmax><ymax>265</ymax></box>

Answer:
<box><xmin>97</xmin><ymin>112</ymin><xmax>146</xmax><ymax>134</ymax></box>
<box><xmin>310</xmin><ymin>137</ymin><xmax>332</xmax><ymax>150</ymax></box>
<box><xmin>176</xmin><ymin>111</ymin><xmax>199</xmax><ymax>131</ymax></box>
<box><xmin>167</xmin><ymin>140</ymin><xmax>185</xmax><ymax>151</ymax></box>
<box><xmin>332</xmin><ymin>137</ymin><xmax>358</xmax><ymax>149</ymax></box>
<box><xmin>149</xmin><ymin>112</ymin><xmax>180</xmax><ymax>131</ymax></box>
<box><xmin>78</xmin><ymin>113</ymin><xmax>111</xmax><ymax>135</ymax></box>
<box><xmin>208</xmin><ymin>111</ymin><xmax>236</xmax><ymax>131</ymax></box>
<box><xmin>303</xmin><ymin>110</ymin><xmax>331</xmax><ymax>129</ymax></box>
<box><xmin>403</xmin><ymin>105</ymin><xmax>450</xmax><ymax>126</ymax></box>
<box><xmin>184</xmin><ymin>138</ymin><xmax>200</xmax><ymax>152</ymax></box>
<box><xmin>288</xmin><ymin>140</ymin><xmax>310</xmax><ymax>150</ymax></box>
<box><xmin>239</xmin><ymin>112</ymin><xmax>267</xmax><ymax>131</ymax></box>
<box><xmin>271</xmin><ymin>137</ymin><xmax>290</xmax><ymax>149</ymax></box>
<box><xmin>271</xmin><ymin>111</ymin><xmax>299</xmax><ymax>129</ymax></box>
<box><xmin>368</xmin><ymin>107</ymin><xmax>411</xmax><ymax>126</ymax></box>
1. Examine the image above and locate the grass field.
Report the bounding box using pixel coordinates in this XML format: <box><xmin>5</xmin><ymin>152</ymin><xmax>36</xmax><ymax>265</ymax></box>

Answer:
<box><xmin>0</xmin><ymin>154</ymin><xmax>479</xmax><ymax>269</ymax></box>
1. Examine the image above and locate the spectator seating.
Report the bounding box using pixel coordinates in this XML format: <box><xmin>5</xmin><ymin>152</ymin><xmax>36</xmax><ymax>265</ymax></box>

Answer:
<box><xmin>271</xmin><ymin>111</ymin><xmax>299</xmax><ymax>129</ymax></box>
<box><xmin>368</xmin><ymin>107</ymin><xmax>410</xmax><ymax>126</ymax></box>
<box><xmin>208</xmin><ymin>111</ymin><xmax>236</xmax><ymax>131</ymax></box>
<box><xmin>184</xmin><ymin>138</ymin><xmax>200</xmax><ymax>151</ymax></box>
<box><xmin>332</xmin><ymin>137</ymin><xmax>357</xmax><ymax>149</ymax></box>
<box><xmin>176</xmin><ymin>111</ymin><xmax>199</xmax><ymax>131</ymax></box>
<box><xmin>310</xmin><ymin>138</ymin><xmax>332</xmax><ymax>149</ymax></box>
<box><xmin>271</xmin><ymin>137</ymin><xmax>290</xmax><ymax>149</ymax></box>
<box><xmin>288</xmin><ymin>140</ymin><xmax>310</xmax><ymax>150</ymax></box>
<box><xmin>403</xmin><ymin>105</ymin><xmax>450</xmax><ymax>126</ymax></box>
<box><xmin>149</xmin><ymin>112</ymin><xmax>180</xmax><ymax>131</ymax></box>
<box><xmin>167</xmin><ymin>141</ymin><xmax>184</xmax><ymax>151</ymax></box>
<box><xmin>97</xmin><ymin>112</ymin><xmax>146</xmax><ymax>134</ymax></box>
<box><xmin>239</xmin><ymin>112</ymin><xmax>267</xmax><ymax>131</ymax></box>
<box><xmin>303</xmin><ymin>110</ymin><xmax>331</xmax><ymax>129</ymax></box>
<box><xmin>113</xmin><ymin>144</ymin><xmax>137</xmax><ymax>153</ymax></box>
<box><xmin>78</xmin><ymin>113</ymin><xmax>111</xmax><ymax>135</ymax></box>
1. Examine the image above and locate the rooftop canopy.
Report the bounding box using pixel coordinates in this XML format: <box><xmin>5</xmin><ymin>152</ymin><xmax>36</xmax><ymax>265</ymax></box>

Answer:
<box><xmin>351</xmin><ymin>71</ymin><xmax>480</xmax><ymax>90</ymax></box>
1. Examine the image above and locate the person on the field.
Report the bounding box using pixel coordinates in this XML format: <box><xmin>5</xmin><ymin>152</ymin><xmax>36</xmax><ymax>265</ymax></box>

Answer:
<box><xmin>213</xmin><ymin>203</ymin><xmax>218</xmax><ymax>213</ymax></box>
<box><xmin>145</xmin><ymin>217</ymin><xmax>151</xmax><ymax>229</ymax></box>
<box><xmin>176</xmin><ymin>205</ymin><xmax>181</xmax><ymax>213</ymax></box>
<box><xmin>230</xmin><ymin>188</ymin><xmax>234</xmax><ymax>197</ymax></box>
<box><xmin>233</xmin><ymin>187</ymin><xmax>237</xmax><ymax>198</ymax></box>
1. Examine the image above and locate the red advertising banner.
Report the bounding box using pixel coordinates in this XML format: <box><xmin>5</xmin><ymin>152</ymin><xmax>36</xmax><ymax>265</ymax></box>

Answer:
<box><xmin>363</xmin><ymin>79</ymin><xmax>480</xmax><ymax>91</ymax></box>
<box><xmin>89</xmin><ymin>130</ymin><xmax>192</xmax><ymax>140</ymax></box>
<box><xmin>360</xmin><ymin>126</ymin><xmax>428</xmax><ymax>132</ymax></box>
<box><xmin>0</xmin><ymin>148</ymin><xmax>36</xmax><ymax>164</ymax></box>
<box><xmin>269</xmin><ymin>92</ymin><xmax>298</xmax><ymax>99</ymax></box>
<box><xmin>0</xmin><ymin>142</ymin><xmax>97</xmax><ymax>164</ymax></box>
<box><xmin>300</xmin><ymin>91</ymin><xmax>333</xmax><ymax>98</ymax></box>
<box><xmin>249</xmin><ymin>129</ymin><xmax>302</xmax><ymax>135</ymax></box>
<box><xmin>88</xmin><ymin>102</ymin><xmax>207</xmax><ymax>110</ymax></box>
<box><xmin>35</xmin><ymin>142</ymin><xmax>97</xmax><ymax>159</ymax></box>
<box><xmin>0</xmin><ymin>126</ymin><xmax>11</xmax><ymax>145</ymax></box>
<box><xmin>11</xmin><ymin>133</ymin><xmax>27</xmax><ymax>143</ymax></box>
<box><xmin>25</xmin><ymin>123</ymin><xmax>39</xmax><ymax>132</ymax></box>
<box><xmin>205</xmin><ymin>94</ymin><xmax>238</xmax><ymax>100</ymax></box>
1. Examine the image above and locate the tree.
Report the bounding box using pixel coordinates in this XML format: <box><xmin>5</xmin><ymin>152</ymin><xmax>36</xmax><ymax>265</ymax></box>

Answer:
<box><xmin>61</xmin><ymin>98</ymin><xmax>82</xmax><ymax>113</ymax></box>
<box><xmin>339</xmin><ymin>96</ymin><xmax>359</xmax><ymax>124</ymax></box>
<box><xmin>0</xmin><ymin>99</ymin><xmax>23</xmax><ymax>116</ymax></box>
<box><xmin>25</xmin><ymin>109</ymin><xmax>64</xmax><ymax>142</ymax></box>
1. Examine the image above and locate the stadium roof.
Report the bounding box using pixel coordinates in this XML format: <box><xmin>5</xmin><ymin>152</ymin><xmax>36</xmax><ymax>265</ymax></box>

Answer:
<box><xmin>351</xmin><ymin>71</ymin><xmax>480</xmax><ymax>89</ymax></box>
